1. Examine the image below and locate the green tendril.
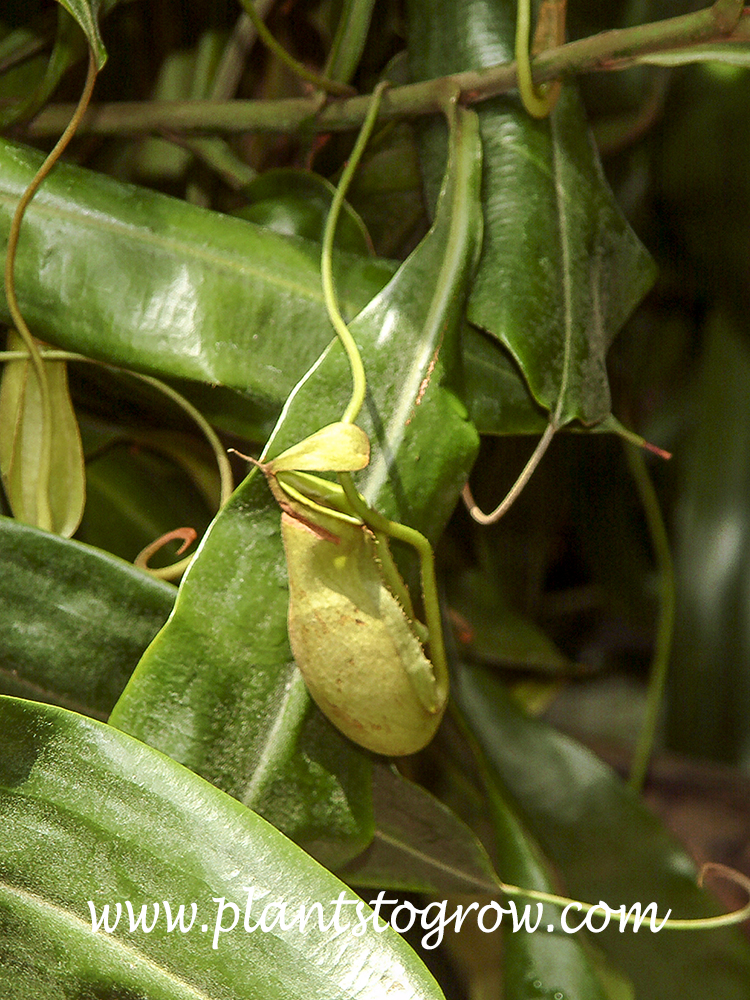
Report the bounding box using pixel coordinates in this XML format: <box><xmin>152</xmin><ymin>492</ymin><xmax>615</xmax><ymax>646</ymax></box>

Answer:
<box><xmin>321</xmin><ymin>80</ymin><xmax>389</xmax><ymax>427</ymax></box>
<box><xmin>455</xmin><ymin>709</ymin><xmax>750</xmax><ymax>933</ymax></box>
<box><xmin>496</xmin><ymin>861</ymin><xmax>750</xmax><ymax>932</ymax></box>
<box><xmin>3</xmin><ymin>48</ymin><xmax>98</xmax><ymax>531</ymax></box>
<box><xmin>625</xmin><ymin>441</ymin><xmax>675</xmax><ymax>793</ymax></box>
<box><xmin>338</xmin><ymin>472</ymin><xmax>448</xmax><ymax>701</ymax></box>
<box><xmin>238</xmin><ymin>0</ymin><xmax>354</xmax><ymax>97</ymax></box>
<box><xmin>515</xmin><ymin>0</ymin><xmax>561</xmax><ymax>118</ymax></box>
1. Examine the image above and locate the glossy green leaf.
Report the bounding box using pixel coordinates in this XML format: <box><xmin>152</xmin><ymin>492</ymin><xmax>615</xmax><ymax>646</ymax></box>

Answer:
<box><xmin>463</xmin><ymin>326</ymin><xmax>549</xmax><ymax>436</ymax></box>
<box><xmin>407</xmin><ymin>0</ymin><xmax>657</xmax><ymax>426</ymax></box>
<box><xmin>0</xmin><ymin>332</ymin><xmax>86</xmax><ymax>537</ymax></box>
<box><xmin>0</xmin><ymin>138</ymin><xmax>393</xmax><ymax>403</ymax></box>
<box><xmin>0</xmin><ymin>137</ymin><xmax>542</xmax><ymax>439</ymax></box>
<box><xmin>109</xmin><ymin>106</ymin><xmax>482</xmax><ymax>862</ymax></box>
<box><xmin>0</xmin><ymin>517</ymin><xmax>174</xmax><ymax>717</ymax></box>
<box><xmin>0</xmin><ymin>696</ymin><xmax>446</xmax><ymax>1000</ymax></box>
<box><xmin>54</xmin><ymin>0</ymin><xmax>108</xmax><ymax>67</ymax></box>
<box><xmin>454</xmin><ymin>659</ymin><xmax>750</xmax><ymax>999</ymax></box>
<box><xmin>339</xmin><ymin>764</ymin><xmax>500</xmax><ymax>896</ymax></box>
<box><xmin>342</xmin><ymin>757</ymin><xmax>618</xmax><ymax>997</ymax></box>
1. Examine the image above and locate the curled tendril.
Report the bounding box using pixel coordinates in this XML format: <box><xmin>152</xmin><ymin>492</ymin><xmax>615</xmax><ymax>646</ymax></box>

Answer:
<box><xmin>515</xmin><ymin>0</ymin><xmax>562</xmax><ymax>118</ymax></box>
<box><xmin>135</xmin><ymin>528</ymin><xmax>199</xmax><ymax>581</ymax></box>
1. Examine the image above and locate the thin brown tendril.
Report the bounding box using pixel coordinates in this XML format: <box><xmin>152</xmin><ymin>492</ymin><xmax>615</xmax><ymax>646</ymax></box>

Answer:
<box><xmin>463</xmin><ymin>421</ymin><xmax>557</xmax><ymax>525</ymax></box>
<box><xmin>135</xmin><ymin>527</ymin><xmax>199</xmax><ymax>581</ymax></box>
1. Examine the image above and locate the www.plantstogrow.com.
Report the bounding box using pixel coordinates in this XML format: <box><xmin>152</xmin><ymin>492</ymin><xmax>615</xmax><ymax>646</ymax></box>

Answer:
<box><xmin>88</xmin><ymin>887</ymin><xmax>671</xmax><ymax>951</ymax></box>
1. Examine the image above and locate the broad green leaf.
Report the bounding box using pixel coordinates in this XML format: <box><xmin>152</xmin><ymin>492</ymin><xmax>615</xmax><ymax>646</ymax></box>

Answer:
<box><xmin>0</xmin><ymin>517</ymin><xmax>174</xmax><ymax>718</ymax></box>
<box><xmin>339</xmin><ymin>764</ymin><xmax>500</xmax><ymax>896</ymax></box>
<box><xmin>109</xmin><ymin>107</ymin><xmax>483</xmax><ymax>863</ymax></box>
<box><xmin>54</xmin><ymin>0</ymin><xmax>109</xmax><ymax>68</ymax></box>
<box><xmin>453</xmin><ymin>659</ymin><xmax>750</xmax><ymax>999</ymax></box>
<box><xmin>0</xmin><ymin>331</ymin><xmax>86</xmax><ymax>537</ymax></box>
<box><xmin>463</xmin><ymin>326</ymin><xmax>549</xmax><ymax>436</ymax></box>
<box><xmin>113</xmin><ymin>465</ymin><xmax>376</xmax><ymax>869</ymax></box>
<box><xmin>0</xmin><ymin>696</ymin><xmax>446</xmax><ymax>1000</ymax></box>
<box><xmin>407</xmin><ymin>0</ymin><xmax>657</xmax><ymax>426</ymax></box>
<box><xmin>341</xmin><ymin>761</ymin><xmax>617</xmax><ymax>997</ymax></box>
<box><xmin>0</xmin><ymin>138</ymin><xmax>394</xmax><ymax>403</ymax></box>
<box><xmin>0</xmin><ymin>138</ymin><xmax>543</xmax><ymax>439</ymax></box>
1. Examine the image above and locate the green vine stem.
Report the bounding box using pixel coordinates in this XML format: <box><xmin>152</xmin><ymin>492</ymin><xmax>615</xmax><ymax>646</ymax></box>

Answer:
<box><xmin>496</xmin><ymin>861</ymin><xmax>750</xmax><ymax>932</ymax></box>
<box><xmin>24</xmin><ymin>6</ymin><xmax>749</xmax><ymax>138</ymax></box>
<box><xmin>3</xmin><ymin>47</ymin><xmax>97</xmax><ymax>530</ymax></box>
<box><xmin>237</xmin><ymin>0</ymin><xmax>355</xmax><ymax>97</ymax></box>
<box><xmin>321</xmin><ymin>79</ymin><xmax>389</xmax><ymax>427</ymax></box>
<box><xmin>625</xmin><ymin>441</ymin><xmax>676</xmax><ymax>793</ymax></box>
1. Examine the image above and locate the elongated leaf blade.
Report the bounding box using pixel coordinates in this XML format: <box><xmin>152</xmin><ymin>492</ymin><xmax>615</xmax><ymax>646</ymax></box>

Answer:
<box><xmin>0</xmin><ymin>517</ymin><xmax>174</xmax><ymax>717</ymax></box>
<box><xmin>0</xmin><ymin>138</ymin><xmax>541</xmax><ymax>438</ymax></box>
<box><xmin>0</xmin><ymin>696</ymin><xmax>445</xmax><ymax>1000</ymax></box>
<box><xmin>407</xmin><ymin>0</ymin><xmax>657</xmax><ymax>426</ymax></box>
<box><xmin>339</xmin><ymin>764</ymin><xmax>500</xmax><ymax>896</ymax></box>
<box><xmin>0</xmin><ymin>138</ymin><xmax>394</xmax><ymax>403</ymax></box>
<box><xmin>454</xmin><ymin>660</ymin><xmax>750</xmax><ymax>998</ymax></box>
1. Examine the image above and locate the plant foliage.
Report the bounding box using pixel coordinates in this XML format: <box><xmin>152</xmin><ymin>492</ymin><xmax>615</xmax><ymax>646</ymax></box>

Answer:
<box><xmin>1</xmin><ymin>1</ymin><xmax>750</xmax><ymax>997</ymax></box>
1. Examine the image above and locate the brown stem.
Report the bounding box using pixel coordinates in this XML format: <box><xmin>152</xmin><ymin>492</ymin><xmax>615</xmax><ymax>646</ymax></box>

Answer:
<box><xmin>21</xmin><ymin>7</ymin><xmax>750</xmax><ymax>138</ymax></box>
